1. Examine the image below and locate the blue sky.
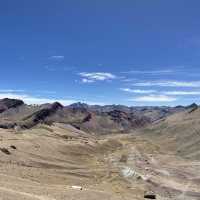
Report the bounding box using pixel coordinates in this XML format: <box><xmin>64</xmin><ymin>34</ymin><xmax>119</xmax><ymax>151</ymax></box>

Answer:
<box><xmin>1</xmin><ymin>0</ymin><xmax>200</xmax><ymax>106</ymax></box>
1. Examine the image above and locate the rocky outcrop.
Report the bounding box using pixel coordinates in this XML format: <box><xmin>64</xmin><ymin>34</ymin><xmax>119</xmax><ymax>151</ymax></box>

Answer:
<box><xmin>187</xmin><ymin>103</ymin><xmax>198</xmax><ymax>113</ymax></box>
<box><xmin>0</xmin><ymin>123</ymin><xmax>16</xmax><ymax>129</ymax></box>
<box><xmin>0</xmin><ymin>98</ymin><xmax>24</xmax><ymax>113</ymax></box>
<box><xmin>144</xmin><ymin>191</ymin><xmax>156</xmax><ymax>199</ymax></box>
<box><xmin>21</xmin><ymin>102</ymin><xmax>63</xmax><ymax>128</ymax></box>
<box><xmin>107</xmin><ymin>110</ymin><xmax>131</xmax><ymax>123</ymax></box>
<box><xmin>82</xmin><ymin>113</ymin><xmax>92</xmax><ymax>123</ymax></box>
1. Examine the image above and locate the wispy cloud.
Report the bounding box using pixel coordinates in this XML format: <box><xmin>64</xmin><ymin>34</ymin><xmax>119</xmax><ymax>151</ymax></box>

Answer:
<box><xmin>49</xmin><ymin>55</ymin><xmax>65</xmax><ymax>61</ymax></box>
<box><xmin>23</xmin><ymin>97</ymin><xmax>76</xmax><ymax>105</ymax></box>
<box><xmin>44</xmin><ymin>65</ymin><xmax>56</xmax><ymax>71</ymax></box>
<box><xmin>0</xmin><ymin>93</ymin><xmax>28</xmax><ymax>100</ymax></box>
<box><xmin>129</xmin><ymin>95</ymin><xmax>177</xmax><ymax>102</ymax></box>
<box><xmin>0</xmin><ymin>89</ymin><xmax>25</xmax><ymax>93</ymax></box>
<box><xmin>0</xmin><ymin>93</ymin><xmax>75</xmax><ymax>105</ymax></box>
<box><xmin>44</xmin><ymin>65</ymin><xmax>76</xmax><ymax>72</ymax></box>
<box><xmin>164</xmin><ymin>91</ymin><xmax>200</xmax><ymax>95</ymax></box>
<box><xmin>132</xmin><ymin>81</ymin><xmax>200</xmax><ymax>87</ymax></box>
<box><xmin>124</xmin><ymin>69</ymin><xmax>174</xmax><ymax>75</ymax></box>
<box><xmin>82</xmin><ymin>78</ymin><xmax>95</xmax><ymax>83</ymax></box>
<box><xmin>120</xmin><ymin>88</ymin><xmax>156</xmax><ymax>94</ymax></box>
<box><xmin>79</xmin><ymin>72</ymin><xmax>116</xmax><ymax>83</ymax></box>
<box><xmin>0</xmin><ymin>92</ymin><xmax>106</xmax><ymax>106</ymax></box>
<box><xmin>122</xmin><ymin>78</ymin><xmax>139</xmax><ymax>82</ymax></box>
<box><xmin>36</xmin><ymin>90</ymin><xmax>56</xmax><ymax>95</ymax></box>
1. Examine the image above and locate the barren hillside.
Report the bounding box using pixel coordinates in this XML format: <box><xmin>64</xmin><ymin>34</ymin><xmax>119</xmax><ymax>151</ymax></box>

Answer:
<box><xmin>0</xmin><ymin>99</ymin><xmax>199</xmax><ymax>199</ymax></box>
<box><xmin>141</xmin><ymin>105</ymin><xmax>200</xmax><ymax>159</ymax></box>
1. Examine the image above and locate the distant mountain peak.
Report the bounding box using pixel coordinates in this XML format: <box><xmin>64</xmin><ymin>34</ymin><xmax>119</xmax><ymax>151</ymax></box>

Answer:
<box><xmin>188</xmin><ymin>103</ymin><xmax>198</xmax><ymax>108</ymax></box>
<box><xmin>69</xmin><ymin>102</ymin><xmax>89</xmax><ymax>109</ymax></box>
<box><xmin>187</xmin><ymin>103</ymin><xmax>198</xmax><ymax>113</ymax></box>
<box><xmin>0</xmin><ymin>98</ymin><xmax>24</xmax><ymax>113</ymax></box>
<box><xmin>51</xmin><ymin>102</ymin><xmax>63</xmax><ymax>109</ymax></box>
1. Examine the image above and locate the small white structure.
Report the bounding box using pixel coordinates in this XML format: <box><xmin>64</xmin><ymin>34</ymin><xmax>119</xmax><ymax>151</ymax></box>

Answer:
<box><xmin>71</xmin><ymin>186</ymin><xmax>83</xmax><ymax>190</ymax></box>
<box><xmin>14</xmin><ymin>125</ymin><xmax>21</xmax><ymax>133</ymax></box>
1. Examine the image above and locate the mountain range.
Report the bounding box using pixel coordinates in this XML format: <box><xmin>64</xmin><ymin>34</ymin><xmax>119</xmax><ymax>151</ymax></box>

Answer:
<box><xmin>0</xmin><ymin>98</ymin><xmax>196</xmax><ymax>134</ymax></box>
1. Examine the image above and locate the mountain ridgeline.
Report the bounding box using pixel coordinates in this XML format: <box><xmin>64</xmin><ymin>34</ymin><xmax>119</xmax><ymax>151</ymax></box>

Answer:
<box><xmin>0</xmin><ymin>98</ymin><xmax>197</xmax><ymax>134</ymax></box>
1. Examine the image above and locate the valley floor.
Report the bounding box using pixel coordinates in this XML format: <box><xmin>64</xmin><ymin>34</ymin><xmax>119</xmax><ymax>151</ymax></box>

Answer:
<box><xmin>0</xmin><ymin>124</ymin><xmax>199</xmax><ymax>200</ymax></box>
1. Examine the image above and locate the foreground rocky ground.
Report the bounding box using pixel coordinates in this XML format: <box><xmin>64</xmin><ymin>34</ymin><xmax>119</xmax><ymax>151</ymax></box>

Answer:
<box><xmin>0</xmin><ymin>123</ymin><xmax>199</xmax><ymax>200</ymax></box>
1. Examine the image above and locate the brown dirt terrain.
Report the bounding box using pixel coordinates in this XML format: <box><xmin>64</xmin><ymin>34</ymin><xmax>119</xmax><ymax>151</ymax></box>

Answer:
<box><xmin>0</xmin><ymin>124</ymin><xmax>134</xmax><ymax>200</ymax></box>
<box><xmin>0</xmin><ymin>108</ymin><xmax>200</xmax><ymax>200</ymax></box>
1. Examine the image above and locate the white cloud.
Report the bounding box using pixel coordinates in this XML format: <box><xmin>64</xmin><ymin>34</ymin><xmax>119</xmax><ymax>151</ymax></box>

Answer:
<box><xmin>164</xmin><ymin>91</ymin><xmax>200</xmax><ymax>95</ymax></box>
<box><xmin>132</xmin><ymin>81</ymin><xmax>200</xmax><ymax>87</ymax></box>
<box><xmin>0</xmin><ymin>93</ymin><xmax>106</xmax><ymax>106</ymax></box>
<box><xmin>121</xmin><ymin>87</ymin><xmax>200</xmax><ymax>96</ymax></box>
<box><xmin>130</xmin><ymin>95</ymin><xmax>177</xmax><ymax>102</ymax></box>
<box><xmin>120</xmin><ymin>88</ymin><xmax>156</xmax><ymax>94</ymax></box>
<box><xmin>24</xmin><ymin>97</ymin><xmax>76</xmax><ymax>105</ymax></box>
<box><xmin>0</xmin><ymin>93</ymin><xmax>28</xmax><ymax>100</ymax></box>
<box><xmin>0</xmin><ymin>93</ymin><xmax>75</xmax><ymax>105</ymax></box>
<box><xmin>82</xmin><ymin>78</ymin><xmax>95</xmax><ymax>83</ymax></box>
<box><xmin>79</xmin><ymin>72</ymin><xmax>116</xmax><ymax>83</ymax></box>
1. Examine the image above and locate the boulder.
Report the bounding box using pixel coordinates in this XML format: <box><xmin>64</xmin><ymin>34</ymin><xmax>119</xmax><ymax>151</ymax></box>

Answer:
<box><xmin>144</xmin><ymin>191</ymin><xmax>156</xmax><ymax>199</ymax></box>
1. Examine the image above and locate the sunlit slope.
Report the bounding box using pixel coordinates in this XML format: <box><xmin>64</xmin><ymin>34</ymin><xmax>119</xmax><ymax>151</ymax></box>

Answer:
<box><xmin>0</xmin><ymin>124</ymin><xmax>144</xmax><ymax>200</ymax></box>
<box><xmin>142</xmin><ymin>107</ymin><xmax>200</xmax><ymax>159</ymax></box>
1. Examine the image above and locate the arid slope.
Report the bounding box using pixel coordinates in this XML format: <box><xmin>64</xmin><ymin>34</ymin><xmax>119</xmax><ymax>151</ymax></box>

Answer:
<box><xmin>142</xmin><ymin>106</ymin><xmax>200</xmax><ymax>159</ymax></box>
<box><xmin>0</xmin><ymin>121</ymin><xmax>200</xmax><ymax>200</ymax></box>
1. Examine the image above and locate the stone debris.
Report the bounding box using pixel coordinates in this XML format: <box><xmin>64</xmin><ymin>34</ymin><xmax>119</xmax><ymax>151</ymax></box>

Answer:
<box><xmin>144</xmin><ymin>191</ymin><xmax>156</xmax><ymax>199</ymax></box>
<box><xmin>141</xmin><ymin>175</ymin><xmax>151</xmax><ymax>181</ymax></box>
<box><xmin>0</xmin><ymin>148</ymin><xmax>11</xmax><ymax>155</ymax></box>
<box><xmin>10</xmin><ymin>145</ymin><xmax>17</xmax><ymax>150</ymax></box>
